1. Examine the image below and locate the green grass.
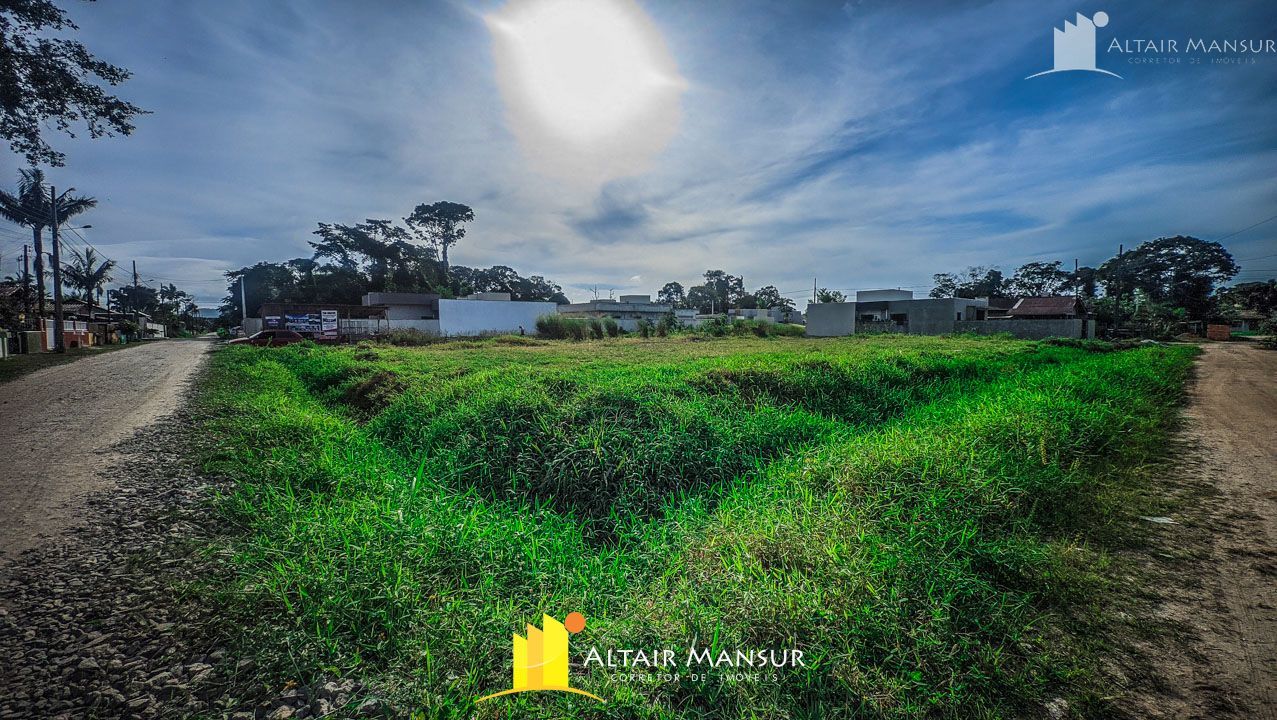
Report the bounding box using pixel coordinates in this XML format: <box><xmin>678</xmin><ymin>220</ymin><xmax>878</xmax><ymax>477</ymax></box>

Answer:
<box><xmin>0</xmin><ymin>341</ymin><xmax>139</xmax><ymax>385</ymax></box>
<box><xmin>197</xmin><ymin>334</ymin><xmax>1197</xmax><ymax>718</ymax></box>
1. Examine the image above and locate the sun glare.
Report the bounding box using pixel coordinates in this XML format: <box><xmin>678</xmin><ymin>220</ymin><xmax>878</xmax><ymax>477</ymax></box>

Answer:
<box><xmin>486</xmin><ymin>0</ymin><xmax>684</xmax><ymax>181</ymax></box>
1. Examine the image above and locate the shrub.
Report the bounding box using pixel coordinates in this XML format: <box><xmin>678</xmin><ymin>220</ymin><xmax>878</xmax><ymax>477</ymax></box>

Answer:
<box><xmin>637</xmin><ymin>319</ymin><xmax>653</xmax><ymax>338</ymax></box>
<box><xmin>535</xmin><ymin>314</ymin><xmax>592</xmax><ymax>340</ymax></box>
<box><xmin>588</xmin><ymin>317</ymin><xmax>605</xmax><ymax>340</ymax></box>
<box><xmin>603</xmin><ymin>318</ymin><xmax>620</xmax><ymax>338</ymax></box>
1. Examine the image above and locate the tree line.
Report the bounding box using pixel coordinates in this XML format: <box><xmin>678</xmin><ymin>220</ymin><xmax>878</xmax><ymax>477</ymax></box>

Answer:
<box><xmin>0</xmin><ymin>168</ymin><xmax>203</xmax><ymax>335</ymax></box>
<box><xmin>220</xmin><ymin>202</ymin><xmax>569</xmax><ymax>321</ymax></box>
<box><xmin>929</xmin><ymin>235</ymin><xmax>1249</xmax><ymax>329</ymax></box>
<box><xmin>654</xmin><ymin>271</ymin><xmax>796</xmax><ymax>314</ymax></box>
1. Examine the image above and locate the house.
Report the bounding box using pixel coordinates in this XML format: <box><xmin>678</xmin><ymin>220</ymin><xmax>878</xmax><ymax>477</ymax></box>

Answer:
<box><xmin>559</xmin><ymin>295</ymin><xmax>673</xmax><ymax>332</ymax></box>
<box><xmin>849</xmin><ymin>290</ymin><xmax>989</xmax><ymax>334</ymax></box>
<box><xmin>1230</xmin><ymin>310</ymin><xmax>1265</xmax><ymax>333</ymax></box>
<box><xmin>806</xmin><ymin>288</ymin><xmax>1093</xmax><ymax>339</ymax></box>
<box><xmin>1006</xmin><ymin>296</ymin><xmax>1085</xmax><ymax>319</ymax></box>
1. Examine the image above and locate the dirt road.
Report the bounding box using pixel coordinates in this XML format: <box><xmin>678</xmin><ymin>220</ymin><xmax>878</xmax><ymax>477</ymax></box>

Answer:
<box><xmin>0</xmin><ymin>340</ymin><xmax>210</xmax><ymax>561</ymax></box>
<box><xmin>1123</xmin><ymin>342</ymin><xmax>1277</xmax><ymax>718</ymax></box>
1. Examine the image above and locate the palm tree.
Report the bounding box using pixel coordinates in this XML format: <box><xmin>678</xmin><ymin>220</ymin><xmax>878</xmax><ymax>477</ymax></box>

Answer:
<box><xmin>0</xmin><ymin>169</ymin><xmax>97</xmax><ymax>320</ymax></box>
<box><xmin>62</xmin><ymin>247</ymin><xmax>117</xmax><ymax>307</ymax></box>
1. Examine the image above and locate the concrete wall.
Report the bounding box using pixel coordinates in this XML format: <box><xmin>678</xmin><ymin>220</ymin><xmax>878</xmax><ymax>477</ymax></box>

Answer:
<box><xmin>953</xmin><ymin>318</ymin><xmax>1089</xmax><ymax>340</ymax></box>
<box><xmin>805</xmin><ymin>302</ymin><xmax>856</xmax><ymax>336</ymax></box>
<box><xmin>438</xmin><ymin>299</ymin><xmax>556</xmax><ymax>336</ymax></box>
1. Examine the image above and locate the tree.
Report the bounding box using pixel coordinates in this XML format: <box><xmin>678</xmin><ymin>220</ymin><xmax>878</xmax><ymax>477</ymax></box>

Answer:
<box><xmin>1216</xmin><ymin>280</ymin><xmax>1277</xmax><ymax>317</ymax></box>
<box><xmin>405</xmin><ymin>201</ymin><xmax>474</xmax><ymax>279</ymax></box>
<box><xmin>0</xmin><ymin>0</ymin><xmax>146</xmax><ymax>166</ymax></box>
<box><xmin>656</xmin><ymin>281</ymin><xmax>686</xmax><ymax>308</ymax></box>
<box><xmin>61</xmin><ymin>246</ymin><xmax>114</xmax><ymax>303</ymax></box>
<box><xmin>1072</xmin><ymin>265</ymin><xmax>1098</xmax><ymax>300</ymax></box>
<box><xmin>685</xmin><ymin>285</ymin><xmax>717</xmax><ymax>314</ymax></box>
<box><xmin>816</xmin><ymin>288</ymin><xmax>845</xmax><ymax>303</ymax></box>
<box><xmin>701</xmin><ymin>270</ymin><xmax>746</xmax><ymax>309</ymax></box>
<box><xmin>0</xmin><ymin>168</ymin><xmax>95</xmax><ymax>318</ymax></box>
<box><xmin>1008</xmin><ymin>261</ymin><xmax>1071</xmax><ymax>296</ymax></box>
<box><xmin>753</xmin><ymin>285</ymin><xmax>794</xmax><ymax>310</ymax></box>
<box><xmin>1098</xmin><ymin>236</ymin><xmax>1238</xmax><ymax>321</ymax></box>
<box><xmin>929</xmin><ymin>266</ymin><xmax>1009</xmax><ymax>299</ymax></box>
<box><xmin>310</xmin><ymin>220</ymin><xmax>412</xmax><ymax>291</ymax></box>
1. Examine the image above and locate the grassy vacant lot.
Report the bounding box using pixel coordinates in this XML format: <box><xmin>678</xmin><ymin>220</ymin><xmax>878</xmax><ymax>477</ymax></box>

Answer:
<box><xmin>200</xmin><ymin>334</ymin><xmax>1196</xmax><ymax>718</ymax></box>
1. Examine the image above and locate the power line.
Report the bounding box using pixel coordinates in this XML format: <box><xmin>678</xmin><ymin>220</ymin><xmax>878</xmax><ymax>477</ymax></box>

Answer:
<box><xmin>1213</xmin><ymin>212</ymin><xmax>1277</xmax><ymax>245</ymax></box>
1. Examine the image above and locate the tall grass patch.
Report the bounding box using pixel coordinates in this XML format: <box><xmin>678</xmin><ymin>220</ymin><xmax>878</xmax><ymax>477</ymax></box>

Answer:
<box><xmin>198</xmin><ymin>336</ymin><xmax>1196</xmax><ymax>718</ymax></box>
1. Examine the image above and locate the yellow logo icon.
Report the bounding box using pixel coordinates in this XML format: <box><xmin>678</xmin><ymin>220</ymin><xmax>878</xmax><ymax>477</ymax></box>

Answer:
<box><xmin>476</xmin><ymin>612</ymin><xmax>604</xmax><ymax>703</ymax></box>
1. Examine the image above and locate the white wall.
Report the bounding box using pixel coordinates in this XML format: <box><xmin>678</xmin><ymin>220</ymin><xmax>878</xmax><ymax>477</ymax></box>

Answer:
<box><xmin>437</xmin><ymin>299</ymin><xmax>557</xmax><ymax>336</ymax></box>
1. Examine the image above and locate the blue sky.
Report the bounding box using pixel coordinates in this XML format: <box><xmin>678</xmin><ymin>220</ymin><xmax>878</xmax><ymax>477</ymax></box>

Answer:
<box><xmin>1</xmin><ymin>0</ymin><xmax>1274</xmax><ymax>308</ymax></box>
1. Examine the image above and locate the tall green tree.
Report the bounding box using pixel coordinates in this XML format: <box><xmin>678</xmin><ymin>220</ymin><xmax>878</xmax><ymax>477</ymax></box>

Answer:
<box><xmin>656</xmin><ymin>281</ymin><xmax>686</xmax><ymax>308</ymax></box>
<box><xmin>405</xmin><ymin>201</ymin><xmax>474</xmax><ymax>280</ymax></box>
<box><xmin>1216</xmin><ymin>280</ymin><xmax>1277</xmax><ymax>317</ymax></box>
<box><xmin>1098</xmin><ymin>236</ymin><xmax>1238</xmax><ymax>321</ymax></box>
<box><xmin>701</xmin><ymin>270</ymin><xmax>746</xmax><ymax>309</ymax></box>
<box><xmin>61</xmin><ymin>246</ymin><xmax>115</xmax><ymax>303</ymax></box>
<box><xmin>0</xmin><ymin>0</ymin><xmax>146</xmax><ymax>166</ymax></box>
<box><xmin>930</xmin><ymin>266</ymin><xmax>1009</xmax><ymax>299</ymax></box>
<box><xmin>753</xmin><ymin>285</ymin><xmax>794</xmax><ymax>310</ymax></box>
<box><xmin>816</xmin><ymin>288</ymin><xmax>845</xmax><ymax>303</ymax></box>
<box><xmin>1008</xmin><ymin>261</ymin><xmax>1071</xmax><ymax>296</ymax></box>
<box><xmin>0</xmin><ymin>168</ymin><xmax>95</xmax><ymax>317</ymax></box>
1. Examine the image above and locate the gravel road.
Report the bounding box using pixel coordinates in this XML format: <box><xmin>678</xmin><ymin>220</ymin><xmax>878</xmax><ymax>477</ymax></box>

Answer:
<box><xmin>0</xmin><ymin>339</ymin><xmax>211</xmax><ymax>560</ymax></box>
<box><xmin>1119</xmin><ymin>342</ymin><xmax>1277</xmax><ymax>718</ymax></box>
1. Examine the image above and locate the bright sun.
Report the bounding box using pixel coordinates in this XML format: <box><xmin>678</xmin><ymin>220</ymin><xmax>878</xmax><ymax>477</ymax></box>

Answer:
<box><xmin>486</xmin><ymin>0</ymin><xmax>684</xmax><ymax>180</ymax></box>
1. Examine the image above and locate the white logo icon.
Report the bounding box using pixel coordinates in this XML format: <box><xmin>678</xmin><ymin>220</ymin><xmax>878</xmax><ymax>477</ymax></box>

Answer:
<box><xmin>1026</xmin><ymin>11</ymin><xmax>1121</xmax><ymax>79</ymax></box>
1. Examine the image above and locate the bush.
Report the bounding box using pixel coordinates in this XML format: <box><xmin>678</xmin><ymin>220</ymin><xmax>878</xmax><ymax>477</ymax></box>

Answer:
<box><xmin>603</xmin><ymin>318</ymin><xmax>620</xmax><ymax>338</ymax></box>
<box><xmin>588</xmin><ymin>317</ymin><xmax>605</xmax><ymax>340</ymax></box>
<box><xmin>535</xmin><ymin>314</ymin><xmax>592</xmax><ymax>341</ymax></box>
<box><xmin>1260</xmin><ymin>315</ymin><xmax>1277</xmax><ymax>349</ymax></box>
<box><xmin>637</xmin><ymin>319</ymin><xmax>653</xmax><ymax>338</ymax></box>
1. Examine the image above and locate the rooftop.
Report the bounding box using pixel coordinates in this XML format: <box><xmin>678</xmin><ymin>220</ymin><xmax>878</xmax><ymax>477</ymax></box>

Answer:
<box><xmin>1008</xmin><ymin>296</ymin><xmax>1082</xmax><ymax>317</ymax></box>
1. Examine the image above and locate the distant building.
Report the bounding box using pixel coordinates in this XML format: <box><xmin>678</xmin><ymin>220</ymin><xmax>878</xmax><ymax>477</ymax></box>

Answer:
<box><xmin>559</xmin><ymin>295</ymin><xmax>673</xmax><ymax>332</ymax></box>
<box><xmin>806</xmin><ymin>289</ymin><xmax>1093</xmax><ymax>339</ymax></box>
<box><xmin>726</xmin><ymin>306</ymin><xmax>803</xmax><ymax>324</ymax></box>
<box><xmin>360</xmin><ymin>292</ymin><xmax>555</xmax><ymax>337</ymax></box>
<box><xmin>1230</xmin><ymin>310</ymin><xmax>1264</xmax><ymax>333</ymax></box>
<box><xmin>1006</xmin><ymin>296</ymin><xmax>1085</xmax><ymax>319</ymax></box>
<box><xmin>850</xmin><ymin>290</ymin><xmax>989</xmax><ymax>333</ymax></box>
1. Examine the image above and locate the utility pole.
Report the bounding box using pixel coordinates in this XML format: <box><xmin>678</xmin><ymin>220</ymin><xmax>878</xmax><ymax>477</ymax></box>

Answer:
<box><xmin>239</xmin><ymin>274</ymin><xmax>247</xmax><ymax>323</ymax></box>
<box><xmin>21</xmin><ymin>245</ymin><xmax>31</xmax><ymax>328</ymax></box>
<box><xmin>132</xmin><ymin>260</ymin><xmax>141</xmax><ymax>335</ymax></box>
<box><xmin>50</xmin><ymin>186</ymin><xmax>66</xmax><ymax>353</ymax></box>
<box><xmin>812</xmin><ymin>277</ymin><xmax>817</xmax><ymax>303</ymax></box>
